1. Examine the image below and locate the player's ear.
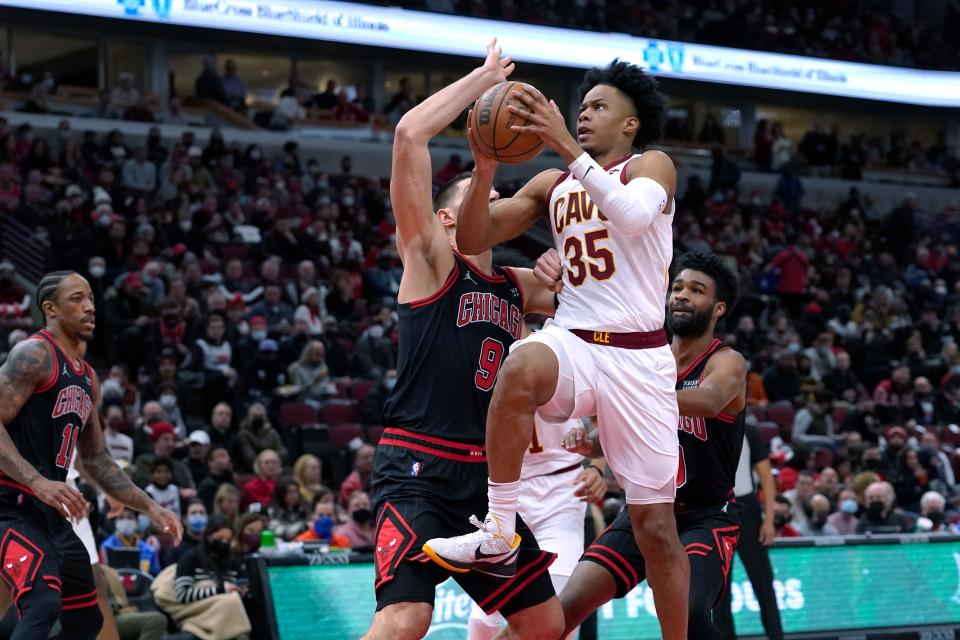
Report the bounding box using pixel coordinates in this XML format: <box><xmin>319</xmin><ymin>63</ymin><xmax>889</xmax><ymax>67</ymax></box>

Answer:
<box><xmin>437</xmin><ymin>208</ymin><xmax>456</xmax><ymax>229</ymax></box>
<box><xmin>623</xmin><ymin>116</ymin><xmax>639</xmax><ymax>139</ymax></box>
<box><xmin>713</xmin><ymin>300</ymin><xmax>726</xmax><ymax>321</ymax></box>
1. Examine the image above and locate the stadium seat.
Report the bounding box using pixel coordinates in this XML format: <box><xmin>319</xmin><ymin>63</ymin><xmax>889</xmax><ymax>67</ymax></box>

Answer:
<box><xmin>814</xmin><ymin>448</ymin><xmax>835</xmax><ymax>469</ymax></box>
<box><xmin>757</xmin><ymin>421</ymin><xmax>780</xmax><ymax>445</ymax></box>
<box><xmin>321</xmin><ymin>401</ymin><xmax>357</xmax><ymax>425</ymax></box>
<box><xmin>116</xmin><ymin>568</ymin><xmax>158</xmax><ymax>613</ymax></box>
<box><xmin>831</xmin><ymin>405</ymin><xmax>849</xmax><ymax>426</ymax></box>
<box><xmin>335</xmin><ymin>380</ymin><xmax>352</xmax><ymax>399</ymax></box>
<box><xmin>329</xmin><ymin>423</ymin><xmax>364</xmax><ymax>448</ymax></box>
<box><xmin>767</xmin><ymin>401</ymin><xmax>796</xmax><ymax>433</ymax></box>
<box><xmin>279</xmin><ymin>402</ymin><xmax>318</xmax><ymax>427</ymax></box>
<box><xmin>747</xmin><ymin>404</ymin><xmax>768</xmax><ymax>423</ymax></box>
<box><xmin>351</xmin><ymin>379</ymin><xmax>375</xmax><ymax>403</ymax></box>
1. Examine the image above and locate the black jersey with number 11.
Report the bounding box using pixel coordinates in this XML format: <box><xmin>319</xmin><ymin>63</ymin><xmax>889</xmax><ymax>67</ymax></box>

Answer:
<box><xmin>0</xmin><ymin>329</ymin><xmax>94</xmax><ymax>510</ymax></box>
<box><xmin>381</xmin><ymin>252</ymin><xmax>524</xmax><ymax>445</ymax></box>
<box><xmin>675</xmin><ymin>338</ymin><xmax>745</xmax><ymax>508</ymax></box>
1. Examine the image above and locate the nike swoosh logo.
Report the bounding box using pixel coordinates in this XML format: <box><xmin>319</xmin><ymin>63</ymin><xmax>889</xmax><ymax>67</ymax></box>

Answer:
<box><xmin>656</xmin><ymin>361</ymin><xmax>670</xmax><ymax>370</ymax></box>
<box><xmin>583</xmin><ymin>166</ymin><xmax>594</xmax><ymax>178</ymax></box>
<box><xmin>475</xmin><ymin>545</ymin><xmax>503</xmax><ymax>560</ymax></box>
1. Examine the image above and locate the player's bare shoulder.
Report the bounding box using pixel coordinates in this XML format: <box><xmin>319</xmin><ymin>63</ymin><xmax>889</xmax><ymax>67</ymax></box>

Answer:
<box><xmin>625</xmin><ymin>149</ymin><xmax>677</xmax><ymax>195</ymax></box>
<box><xmin>0</xmin><ymin>338</ymin><xmax>54</xmax><ymax>417</ymax></box>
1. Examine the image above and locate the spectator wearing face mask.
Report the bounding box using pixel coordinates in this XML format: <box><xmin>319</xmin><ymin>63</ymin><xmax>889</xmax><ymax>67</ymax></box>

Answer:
<box><xmin>295</xmin><ymin>490</ymin><xmax>351</xmax><ymax>547</ymax></box>
<box><xmin>102</xmin><ymin>401</ymin><xmax>134</xmax><ymax>464</ymax></box>
<box><xmin>827</xmin><ymin>488</ymin><xmax>861</xmax><ymax>535</ymax></box>
<box><xmin>360</xmin><ymin>368</ymin><xmax>397</xmax><ymax>424</ymax></box>
<box><xmin>236</xmin><ymin>404</ymin><xmax>286</xmax><ymax>472</ymax></box>
<box><xmin>773</xmin><ymin>495</ymin><xmax>801</xmax><ymax>538</ymax></box>
<box><xmin>917</xmin><ymin>491</ymin><xmax>953</xmax><ymax>532</ymax></box>
<box><xmin>334</xmin><ymin>490</ymin><xmax>375</xmax><ymax>548</ymax></box>
<box><xmin>856</xmin><ymin>481</ymin><xmax>913</xmax><ymax>534</ymax></box>
<box><xmin>101</xmin><ymin>507</ymin><xmax>161</xmax><ymax>575</ymax></box>
<box><xmin>234</xmin><ymin>512</ymin><xmax>267</xmax><ymax>555</ymax></box>
<box><xmin>157</xmin><ymin>383</ymin><xmax>187</xmax><ymax>437</ymax></box>
<box><xmin>797</xmin><ymin>493</ymin><xmax>840</xmax><ymax>537</ymax></box>
<box><xmin>354</xmin><ymin>305</ymin><xmax>396</xmax><ymax>380</ymax></box>
<box><xmin>286</xmin><ymin>340</ymin><xmax>335</xmax><ymax>409</ymax></box>
<box><xmin>176</xmin><ymin>499</ymin><xmax>209</xmax><ymax>560</ymax></box>
<box><xmin>153</xmin><ymin>514</ymin><xmax>251</xmax><ymax>639</ymax></box>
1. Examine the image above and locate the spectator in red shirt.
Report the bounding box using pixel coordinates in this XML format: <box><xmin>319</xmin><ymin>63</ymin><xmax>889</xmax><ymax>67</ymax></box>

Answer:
<box><xmin>770</xmin><ymin>240</ymin><xmax>810</xmax><ymax>317</ymax></box>
<box><xmin>872</xmin><ymin>366</ymin><xmax>915</xmax><ymax>424</ymax></box>
<box><xmin>241</xmin><ymin>448</ymin><xmax>281</xmax><ymax>510</ymax></box>
<box><xmin>339</xmin><ymin>443</ymin><xmax>374</xmax><ymax>507</ymax></box>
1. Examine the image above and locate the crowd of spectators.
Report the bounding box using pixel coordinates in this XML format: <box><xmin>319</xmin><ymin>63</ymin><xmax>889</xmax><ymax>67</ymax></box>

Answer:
<box><xmin>383</xmin><ymin>0</ymin><xmax>960</xmax><ymax>70</ymax></box>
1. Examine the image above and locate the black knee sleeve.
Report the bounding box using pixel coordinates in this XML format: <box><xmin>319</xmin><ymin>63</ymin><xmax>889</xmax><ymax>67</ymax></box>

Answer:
<box><xmin>59</xmin><ymin>603</ymin><xmax>104</xmax><ymax>640</ymax></box>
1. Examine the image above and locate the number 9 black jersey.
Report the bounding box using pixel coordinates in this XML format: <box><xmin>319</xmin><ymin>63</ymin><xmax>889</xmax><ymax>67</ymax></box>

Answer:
<box><xmin>381</xmin><ymin>252</ymin><xmax>525</xmax><ymax>445</ymax></box>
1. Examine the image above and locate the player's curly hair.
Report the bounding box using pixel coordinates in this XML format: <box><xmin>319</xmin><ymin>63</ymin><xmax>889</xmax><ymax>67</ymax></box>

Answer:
<box><xmin>578</xmin><ymin>59</ymin><xmax>666</xmax><ymax>149</ymax></box>
<box><xmin>676</xmin><ymin>251</ymin><xmax>739</xmax><ymax>317</ymax></box>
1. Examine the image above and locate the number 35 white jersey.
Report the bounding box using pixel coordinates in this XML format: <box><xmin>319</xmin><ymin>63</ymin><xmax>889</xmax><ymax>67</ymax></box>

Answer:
<box><xmin>548</xmin><ymin>153</ymin><xmax>675</xmax><ymax>333</ymax></box>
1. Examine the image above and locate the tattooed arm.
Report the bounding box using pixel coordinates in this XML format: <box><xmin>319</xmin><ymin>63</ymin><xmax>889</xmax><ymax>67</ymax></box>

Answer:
<box><xmin>0</xmin><ymin>339</ymin><xmax>88</xmax><ymax>519</ymax></box>
<box><xmin>78</xmin><ymin>369</ymin><xmax>183</xmax><ymax>544</ymax></box>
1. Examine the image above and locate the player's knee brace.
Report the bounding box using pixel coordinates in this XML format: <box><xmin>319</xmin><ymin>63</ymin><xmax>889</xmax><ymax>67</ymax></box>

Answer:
<box><xmin>60</xmin><ymin>602</ymin><xmax>104</xmax><ymax>640</ymax></box>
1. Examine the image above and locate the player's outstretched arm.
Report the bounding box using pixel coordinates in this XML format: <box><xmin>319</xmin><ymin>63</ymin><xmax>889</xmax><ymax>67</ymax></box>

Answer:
<box><xmin>0</xmin><ymin>340</ymin><xmax>87</xmax><ymax>519</ymax></box>
<box><xmin>676</xmin><ymin>350</ymin><xmax>747</xmax><ymax>418</ymax></box>
<box><xmin>79</xmin><ymin>370</ymin><xmax>183</xmax><ymax>544</ymax></box>
<box><xmin>392</xmin><ymin>38</ymin><xmax>512</xmax><ymax>270</ymax></box>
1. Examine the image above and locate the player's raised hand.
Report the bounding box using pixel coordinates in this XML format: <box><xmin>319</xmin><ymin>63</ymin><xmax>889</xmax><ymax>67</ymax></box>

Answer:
<box><xmin>149</xmin><ymin>505</ymin><xmax>184</xmax><ymax>546</ymax></box>
<box><xmin>563</xmin><ymin>424</ymin><xmax>594</xmax><ymax>456</ymax></box>
<box><xmin>467</xmin><ymin>111</ymin><xmax>498</xmax><ymax>173</ymax></box>
<box><xmin>573</xmin><ymin>466</ymin><xmax>606</xmax><ymax>504</ymax></box>
<box><xmin>33</xmin><ymin>477</ymin><xmax>88</xmax><ymax>520</ymax></box>
<box><xmin>507</xmin><ymin>86</ymin><xmax>581</xmax><ymax>163</ymax></box>
<box><xmin>481</xmin><ymin>38</ymin><xmax>514</xmax><ymax>85</ymax></box>
<box><xmin>534</xmin><ymin>248</ymin><xmax>564</xmax><ymax>293</ymax></box>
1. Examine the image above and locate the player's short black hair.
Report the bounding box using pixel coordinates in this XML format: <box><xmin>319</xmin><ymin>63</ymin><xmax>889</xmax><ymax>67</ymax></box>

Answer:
<box><xmin>433</xmin><ymin>173</ymin><xmax>472</xmax><ymax>211</ymax></box>
<box><xmin>675</xmin><ymin>251</ymin><xmax>739</xmax><ymax>317</ymax></box>
<box><xmin>151</xmin><ymin>456</ymin><xmax>174</xmax><ymax>473</ymax></box>
<box><xmin>36</xmin><ymin>270</ymin><xmax>79</xmax><ymax>321</ymax></box>
<box><xmin>578</xmin><ymin>59</ymin><xmax>666</xmax><ymax>149</ymax></box>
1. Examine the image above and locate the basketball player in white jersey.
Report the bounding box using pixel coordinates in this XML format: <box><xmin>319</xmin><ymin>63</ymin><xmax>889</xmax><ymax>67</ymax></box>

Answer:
<box><xmin>424</xmin><ymin>59</ymin><xmax>688</xmax><ymax>639</ymax></box>
<box><xmin>466</xmin><ymin>413</ymin><xmax>604</xmax><ymax>640</ymax></box>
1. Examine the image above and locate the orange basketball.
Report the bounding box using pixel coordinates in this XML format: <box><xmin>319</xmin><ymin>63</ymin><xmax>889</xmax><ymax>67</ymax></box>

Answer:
<box><xmin>471</xmin><ymin>81</ymin><xmax>545</xmax><ymax>164</ymax></box>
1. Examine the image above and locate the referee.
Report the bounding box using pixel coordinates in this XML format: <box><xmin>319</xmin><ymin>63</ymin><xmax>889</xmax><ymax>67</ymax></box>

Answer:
<box><xmin>714</xmin><ymin>422</ymin><xmax>784</xmax><ymax>640</ymax></box>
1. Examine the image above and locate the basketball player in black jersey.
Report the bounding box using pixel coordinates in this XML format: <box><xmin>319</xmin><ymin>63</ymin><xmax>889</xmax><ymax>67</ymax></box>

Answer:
<box><xmin>362</xmin><ymin>40</ymin><xmax>563</xmax><ymax>640</ymax></box>
<box><xmin>546</xmin><ymin>250</ymin><xmax>745</xmax><ymax>639</ymax></box>
<box><xmin>0</xmin><ymin>271</ymin><xmax>182</xmax><ymax>639</ymax></box>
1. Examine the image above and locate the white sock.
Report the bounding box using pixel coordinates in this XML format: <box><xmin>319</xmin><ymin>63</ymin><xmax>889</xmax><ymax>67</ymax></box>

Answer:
<box><xmin>487</xmin><ymin>479</ymin><xmax>520</xmax><ymax>540</ymax></box>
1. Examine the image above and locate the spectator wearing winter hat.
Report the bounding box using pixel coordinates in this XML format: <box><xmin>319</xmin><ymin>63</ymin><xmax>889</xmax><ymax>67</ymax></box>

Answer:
<box><xmin>132</xmin><ymin>421</ymin><xmax>196</xmax><ymax>496</ymax></box>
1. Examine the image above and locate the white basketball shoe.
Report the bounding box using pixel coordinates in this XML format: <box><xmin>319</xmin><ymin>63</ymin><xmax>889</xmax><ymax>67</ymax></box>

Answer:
<box><xmin>422</xmin><ymin>514</ymin><xmax>521</xmax><ymax>578</ymax></box>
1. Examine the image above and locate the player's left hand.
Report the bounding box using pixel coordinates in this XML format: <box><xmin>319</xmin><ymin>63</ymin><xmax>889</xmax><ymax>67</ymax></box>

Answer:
<box><xmin>149</xmin><ymin>505</ymin><xmax>184</xmax><ymax>546</ymax></box>
<box><xmin>480</xmin><ymin>37</ymin><xmax>515</xmax><ymax>86</ymax></box>
<box><xmin>563</xmin><ymin>424</ymin><xmax>594</xmax><ymax>456</ymax></box>
<box><xmin>573</xmin><ymin>466</ymin><xmax>606</xmax><ymax>504</ymax></box>
<box><xmin>507</xmin><ymin>86</ymin><xmax>581</xmax><ymax>162</ymax></box>
<box><xmin>534</xmin><ymin>248</ymin><xmax>564</xmax><ymax>293</ymax></box>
